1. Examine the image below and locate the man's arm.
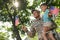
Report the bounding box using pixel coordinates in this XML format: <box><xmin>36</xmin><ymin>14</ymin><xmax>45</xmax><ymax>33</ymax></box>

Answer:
<box><xmin>26</xmin><ymin>28</ymin><xmax>36</xmax><ymax>38</ymax></box>
<box><xmin>22</xmin><ymin>26</ymin><xmax>36</xmax><ymax>38</ymax></box>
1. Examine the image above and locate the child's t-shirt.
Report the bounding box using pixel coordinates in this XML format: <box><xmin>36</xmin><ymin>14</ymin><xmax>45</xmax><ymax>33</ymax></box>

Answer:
<box><xmin>42</xmin><ymin>9</ymin><xmax>52</xmax><ymax>22</ymax></box>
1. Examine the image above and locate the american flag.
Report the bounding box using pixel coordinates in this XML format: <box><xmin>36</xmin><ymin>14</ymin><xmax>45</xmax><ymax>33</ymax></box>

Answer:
<box><xmin>50</xmin><ymin>6</ymin><xmax>59</xmax><ymax>16</ymax></box>
<box><xmin>15</xmin><ymin>15</ymin><xmax>19</xmax><ymax>26</ymax></box>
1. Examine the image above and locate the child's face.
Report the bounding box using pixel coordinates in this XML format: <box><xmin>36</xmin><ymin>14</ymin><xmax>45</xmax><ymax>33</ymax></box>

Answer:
<box><xmin>40</xmin><ymin>5</ymin><xmax>47</xmax><ymax>12</ymax></box>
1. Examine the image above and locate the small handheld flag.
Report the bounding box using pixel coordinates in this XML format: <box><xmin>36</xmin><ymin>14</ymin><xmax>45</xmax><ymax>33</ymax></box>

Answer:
<box><xmin>50</xmin><ymin>6</ymin><xmax>59</xmax><ymax>16</ymax></box>
<box><xmin>15</xmin><ymin>15</ymin><xmax>19</xmax><ymax>26</ymax></box>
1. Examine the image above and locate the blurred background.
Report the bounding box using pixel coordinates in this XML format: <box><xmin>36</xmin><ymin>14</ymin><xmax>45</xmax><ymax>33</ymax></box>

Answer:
<box><xmin>0</xmin><ymin>0</ymin><xmax>60</xmax><ymax>40</ymax></box>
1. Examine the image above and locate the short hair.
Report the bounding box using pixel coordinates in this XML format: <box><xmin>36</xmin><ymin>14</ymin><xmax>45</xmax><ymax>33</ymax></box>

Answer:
<box><xmin>40</xmin><ymin>3</ymin><xmax>48</xmax><ymax>6</ymax></box>
<box><xmin>32</xmin><ymin>9</ymin><xmax>40</xmax><ymax>14</ymax></box>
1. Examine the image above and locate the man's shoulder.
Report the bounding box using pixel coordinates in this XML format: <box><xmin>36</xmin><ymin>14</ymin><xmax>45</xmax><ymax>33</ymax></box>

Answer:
<box><xmin>31</xmin><ymin>19</ymin><xmax>37</xmax><ymax>23</ymax></box>
<box><xmin>31</xmin><ymin>18</ymin><xmax>37</xmax><ymax>21</ymax></box>
<box><xmin>31</xmin><ymin>19</ymin><xmax>43</xmax><ymax>24</ymax></box>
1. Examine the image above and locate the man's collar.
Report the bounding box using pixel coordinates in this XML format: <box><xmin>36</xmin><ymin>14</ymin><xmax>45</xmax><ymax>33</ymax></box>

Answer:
<box><xmin>36</xmin><ymin>17</ymin><xmax>41</xmax><ymax>20</ymax></box>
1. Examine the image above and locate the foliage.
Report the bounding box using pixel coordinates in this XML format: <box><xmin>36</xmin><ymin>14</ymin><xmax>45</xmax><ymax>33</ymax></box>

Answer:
<box><xmin>0</xmin><ymin>32</ymin><xmax>9</xmax><ymax>40</ymax></box>
<box><xmin>0</xmin><ymin>0</ymin><xmax>60</xmax><ymax>40</ymax></box>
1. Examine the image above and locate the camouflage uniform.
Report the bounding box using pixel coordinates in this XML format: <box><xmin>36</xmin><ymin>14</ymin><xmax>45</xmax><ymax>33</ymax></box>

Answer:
<box><xmin>27</xmin><ymin>18</ymin><xmax>43</xmax><ymax>40</ymax></box>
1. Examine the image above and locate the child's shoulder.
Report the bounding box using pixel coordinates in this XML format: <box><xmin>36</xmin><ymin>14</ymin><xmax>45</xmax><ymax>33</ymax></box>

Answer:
<box><xmin>46</xmin><ymin>9</ymin><xmax>49</xmax><ymax>12</ymax></box>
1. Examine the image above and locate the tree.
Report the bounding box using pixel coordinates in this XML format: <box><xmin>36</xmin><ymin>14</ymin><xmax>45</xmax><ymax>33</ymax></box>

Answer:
<box><xmin>0</xmin><ymin>0</ymin><xmax>28</xmax><ymax>40</ymax></box>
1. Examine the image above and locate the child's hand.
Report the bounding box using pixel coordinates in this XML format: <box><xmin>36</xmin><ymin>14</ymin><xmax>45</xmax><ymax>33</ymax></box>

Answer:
<box><xmin>48</xmin><ymin>13</ymin><xmax>52</xmax><ymax>17</ymax></box>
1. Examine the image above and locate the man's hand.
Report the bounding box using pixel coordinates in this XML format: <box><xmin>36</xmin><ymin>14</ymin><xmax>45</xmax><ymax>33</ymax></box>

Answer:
<box><xmin>22</xmin><ymin>25</ymin><xmax>28</xmax><ymax>32</ymax></box>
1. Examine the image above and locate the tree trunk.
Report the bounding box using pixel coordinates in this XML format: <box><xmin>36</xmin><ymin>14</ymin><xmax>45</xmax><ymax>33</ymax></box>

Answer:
<box><xmin>6</xmin><ymin>3</ymin><xmax>22</xmax><ymax>40</ymax></box>
<box><xmin>12</xmin><ymin>10</ymin><xmax>22</xmax><ymax>40</ymax></box>
<box><xmin>12</xmin><ymin>21</ymin><xmax>21</xmax><ymax>40</ymax></box>
<box><xmin>8</xmin><ymin>10</ymin><xmax>22</xmax><ymax>40</ymax></box>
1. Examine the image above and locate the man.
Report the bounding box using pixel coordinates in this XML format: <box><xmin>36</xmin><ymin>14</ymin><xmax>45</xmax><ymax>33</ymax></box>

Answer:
<box><xmin>40</xmin><ymin>3</ymin><xmax>56</xmax><ymax>40</ymax></box>
<box><xmin>22</xmin><ymin>10</ymin><xmax>43</xmax><ymax>40</ymax></box>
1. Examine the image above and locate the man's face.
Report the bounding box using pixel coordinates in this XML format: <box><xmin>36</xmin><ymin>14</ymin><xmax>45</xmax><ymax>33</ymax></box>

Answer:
<box><xmin>40</xmin><ymin>5</ymin><xmax>47</xmax><ymax>12</ymax></box>
<box><xmin>33</xmin><ymin>11</ymin><xmax>40</xmax><ymax>18</ymax></box>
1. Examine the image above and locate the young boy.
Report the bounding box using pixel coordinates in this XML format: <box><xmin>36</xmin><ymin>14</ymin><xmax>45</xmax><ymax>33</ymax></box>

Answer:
<box><xmin>40</xmin><ymin>3</ymin><xmax>56</xmax><ymax>40</ymax></box>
